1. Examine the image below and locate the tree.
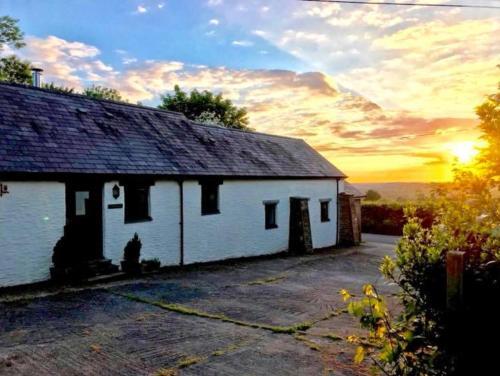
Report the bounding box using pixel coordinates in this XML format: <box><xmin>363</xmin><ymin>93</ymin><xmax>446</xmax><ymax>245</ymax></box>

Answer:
<box><xmin>0</xmin><ymin>16</ymin><xmax>31</xmax><ymax>84</ymax></box>
<box><xmin>0</xmin><ymin>55</ymin><xmax>31</xmax><ymax>84</ymax></box>
<box><xmin>343</xmin><ymin>85</ymin><xmax>500</xmax><ymax>375</ymax></box>
<box><xmin>475</xmin><ymin>81</ymin><xmax>499</xmax><ymax>185</ymax></box>
<box><xmin>364</xmin><ymin>189</ymin><xmax>381</xmax><ymax>201</ymax></box>
<box><xmin>42</xmin><ymin>82</ymin><xmax>76</xmax><ymax>94</ymax></box>
<box><xmin>0</xmin><ymin>16</ymin><xmax>25</xmax><ymax>50</ymax></box>
<box><xmin>158</xmin><ymin>85</ymin><xmax>250</xmax><ymax>130</ymax></box>
<box><xmin>83</xmin><ymin>85</ymin><xmax>125</xmax><ymax>102</ymax></box>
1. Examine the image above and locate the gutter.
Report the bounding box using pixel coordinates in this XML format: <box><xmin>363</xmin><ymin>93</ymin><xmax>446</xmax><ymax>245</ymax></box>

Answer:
<box><xmin>336</xmin><ymin>178</ymin><xmax>340</xmax><ymax>245</ymax></box>
<box><xmin>178</xmin><ymin>179</ymin><xmax>184</xmax><ymax>266</ymax></box>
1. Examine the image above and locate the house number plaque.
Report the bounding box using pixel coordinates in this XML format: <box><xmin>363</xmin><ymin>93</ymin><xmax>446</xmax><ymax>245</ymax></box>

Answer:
<box><xmin>0</xmin><ymin>183</ymin><xmax>9</xmax><ymax>197</ymax></box>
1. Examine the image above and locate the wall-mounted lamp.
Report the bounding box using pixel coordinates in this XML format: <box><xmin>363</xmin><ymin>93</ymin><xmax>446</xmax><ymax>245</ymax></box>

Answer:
<box><xmin>112</xmin><ymin>184</ymin><xmax>120</xmax><ymax>199</ymax></box>
<box><xmin>0</xmin><ymin>183</ymin><xmax>9</xmax><ymax>197</ymax></box>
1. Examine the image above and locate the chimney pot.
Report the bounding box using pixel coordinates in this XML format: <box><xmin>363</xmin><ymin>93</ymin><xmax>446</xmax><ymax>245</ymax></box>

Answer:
<box><xmin>31</xmin><ymin>67</ymin><xmax>43</xmax><ymax>87</ymax></box>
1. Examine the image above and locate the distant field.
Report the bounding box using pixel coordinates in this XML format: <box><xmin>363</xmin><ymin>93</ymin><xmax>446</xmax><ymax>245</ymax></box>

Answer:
<box><xmin>352</xmin><ymin>182</ymin><xmax>440</xmax><ymax>201</ymax></box>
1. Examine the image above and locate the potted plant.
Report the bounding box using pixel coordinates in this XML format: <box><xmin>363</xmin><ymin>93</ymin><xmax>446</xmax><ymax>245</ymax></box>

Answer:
<box><xmin>121</xmin><ymin>233</ymin><xmax>142</xmax><ymax>274</ymax></box>
<box><xmin>141</xmin><ymin>258</ymin><xmax>161</xmax><ymax>273</ymax></box>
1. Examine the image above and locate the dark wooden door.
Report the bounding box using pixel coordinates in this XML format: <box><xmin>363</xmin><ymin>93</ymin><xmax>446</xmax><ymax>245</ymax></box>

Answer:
<box><xmin>65</xmin><ymin>182</ymin><xmax>103</xmax><ymax>261</ymax></box>
<box><xmin>289</xmin><ymin>197</ymin><xmax>313</xmax><ymax>255</ymax></box>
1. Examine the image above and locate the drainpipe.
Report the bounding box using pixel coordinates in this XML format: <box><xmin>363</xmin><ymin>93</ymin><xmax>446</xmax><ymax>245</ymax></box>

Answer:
<box><xmin>178</xmin><ymin>180</ymin><xmax>184</xmax><ymax>266</ymax></box>
<box><xmin>336</xmin><ymin>178</ymin><xmax>340</xmax><ymax>246</ymax></box>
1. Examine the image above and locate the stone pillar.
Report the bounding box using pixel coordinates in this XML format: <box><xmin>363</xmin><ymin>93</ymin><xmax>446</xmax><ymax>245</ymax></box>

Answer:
<box><xmin>338</xmin><ymin>193</ymin><xmax>361</xmax><ymax>246</ymax></box>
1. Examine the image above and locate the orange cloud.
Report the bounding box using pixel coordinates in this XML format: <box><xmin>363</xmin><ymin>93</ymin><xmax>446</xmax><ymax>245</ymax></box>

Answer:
<box><xmin>14</xmin><ymin>34</ymin><xmax>487</xmax><ymax>183</ymax></box>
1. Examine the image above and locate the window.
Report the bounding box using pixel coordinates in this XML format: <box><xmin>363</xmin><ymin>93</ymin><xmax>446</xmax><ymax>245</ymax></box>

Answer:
<box><xmin>75</xmin><ymin>191</ymin><xmax>90</xmax><ymax>216</ymax></box>
<box><xmin>264</xmin><ymin>201</ymin><xmax>278</xmax><ymax>229</ymax></box>
<box><xmin>320</xmin><ymin>200</ymin><xmax>330</xmax><ymax>222</ymax></box>
<box><xmin>124</xmin><ymin>184</ymin><xmax>151</xmax><ymax>223</ymax></box>
<box><xmin>201</xmin><ymin>181</ymin><xmax>220</xmax><ymax>215</ymax></box>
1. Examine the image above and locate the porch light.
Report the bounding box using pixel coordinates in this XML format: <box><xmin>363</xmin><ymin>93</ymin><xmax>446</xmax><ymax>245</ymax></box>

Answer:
<box><xmin>112</xmin><ymin>184</ymin><xmax>120</xmax><ymax>199</ymax></box>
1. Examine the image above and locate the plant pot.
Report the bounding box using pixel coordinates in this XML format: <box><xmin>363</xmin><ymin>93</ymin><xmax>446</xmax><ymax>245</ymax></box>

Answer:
<box><xmin>121</xmin><ymin>260</ymin><xmax>141</xmax><ymax>275</ymax></box>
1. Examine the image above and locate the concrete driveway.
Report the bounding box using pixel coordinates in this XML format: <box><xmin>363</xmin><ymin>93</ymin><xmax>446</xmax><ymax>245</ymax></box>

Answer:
<box><xmin>0</xmin><ymin>236</ymin><xmax>398</xmax><ymax>376</ymax></box>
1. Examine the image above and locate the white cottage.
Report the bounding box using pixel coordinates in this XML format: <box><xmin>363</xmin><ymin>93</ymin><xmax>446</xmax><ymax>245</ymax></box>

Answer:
<box><xmin>0</xmin><ymin>83</ymin><xmax>348</xmax><ymax>288</ymax></box>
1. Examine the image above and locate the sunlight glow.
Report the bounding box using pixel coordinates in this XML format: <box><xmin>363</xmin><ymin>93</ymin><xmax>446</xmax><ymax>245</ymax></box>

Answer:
<box><xmin>450</xmin><ymin>141</ymin><xmax>479</xmax><ymax>164</ymax></box>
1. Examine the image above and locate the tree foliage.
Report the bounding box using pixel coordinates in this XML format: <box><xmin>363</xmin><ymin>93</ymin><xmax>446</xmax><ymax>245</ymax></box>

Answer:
<box><xmin>0</xmin><ymin>55</ymin><xmax>31</xmax><ymax>84</ymax></box>
<box><xmin>344</xmin><ymin>85</ymin><xmax>500</xmax><ymax>375</ymax></box>
<box><xmin>0</xmin><ymin>16</ymin><xmax>31</xmax><ymax>84</ymax></box>
<box><xmin>365</xmin><ymin>189</ymin><xmax>382</xmax><ymax>201</ymax></box>
<box><xmin>476</xmin><ymin>82</ymin><xmax>500</xmax><ymax>185</ymax></box>
<box><xmin>158</xmin><ymin>85</ymin><xmax>250</xmax><ymax>130</ymax></box>
<box><xmin>83</xmin><ymin>85</ymin><xmax>125</xmax><ymax>101</ymax></box>
<box><xmin>42</xmin><ymin>82</ymin><xmax>76</xmax><ymax>94</ymax></box>
<box><xmin>0</xmin><ymin>16</ymin><xmax>25</xmax><ymax>50</ymax></box>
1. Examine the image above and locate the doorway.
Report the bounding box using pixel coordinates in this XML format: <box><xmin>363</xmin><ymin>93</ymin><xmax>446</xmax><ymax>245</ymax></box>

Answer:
<box><xmin>288</xmin><ymin>197</ymin><xmax>313</xmax><ymax>255</ymax></box>
<box><xmin>65</xmin><ymin>182</ymin><xmax>104</xmax><ymax>261</ymax></box>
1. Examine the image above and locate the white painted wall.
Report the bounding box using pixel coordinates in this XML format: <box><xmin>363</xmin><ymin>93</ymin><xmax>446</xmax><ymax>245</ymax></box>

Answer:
<box><xmin>0</xmin><ymin>182</ymin><xmax>65</xmax><ymax>287</ymax></box>
<box><xmin>103</xmin><ymin>181</ymin><xmax>180</xmax><ymax>267</ymax></box>
<box><xmin>338</xmin><ymin>179</ymin><xmax>345</xmax><ymax>193</ymax></box>
<box><xmin>0</xmin><ymin>178</ymin><xmax>339</xmax><ymax>287</ymax></box>
<box><xmin>183</xmin><ymin>179</ymin><xmax>338</xmax><ymax>264</ymax></box>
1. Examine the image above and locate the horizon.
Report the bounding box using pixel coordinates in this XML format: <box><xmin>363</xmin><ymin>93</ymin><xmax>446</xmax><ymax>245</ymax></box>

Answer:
<box><xmin>1</xmin><ymin>0</ymin><xmax>498</xmax><ymax>182</ymax></box>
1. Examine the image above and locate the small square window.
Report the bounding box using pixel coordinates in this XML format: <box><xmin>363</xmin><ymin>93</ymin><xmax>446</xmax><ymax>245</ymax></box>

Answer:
<box><xmin>75</xmin><ymin>191</ymin><xmax>89</xmax><ymax>216</ymax></box>
<box><xmin>125</xmin><ymin>184</ymin><xmax>151</xmax><ymax>223</ymax></box>
<box><xmin>264</xmin><ymin>202</ymin><xmax>278</xmax><ymax>229</ymax></box>
<box><xmin>201</xmin><ymin>182</ymin><xmax>220</xmax><ymax>215</ymax></box>
<box><xmin>320</xmin><ymin>200</ymin><xmax>330</xmax><ymax>222</ymax></box>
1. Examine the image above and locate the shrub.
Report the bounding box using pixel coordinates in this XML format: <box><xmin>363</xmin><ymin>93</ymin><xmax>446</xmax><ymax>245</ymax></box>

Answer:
<box><xmin>122</xmin><ymin>233</ymin><xmax>142</xmax><ymax>274</ymax></box>
<box><xmin>365</xmin><ymin>189</ymin><xmax>381</xmax><ymax>201</ymax></box>
<box><xmin>361</xmin><ymin>202</ymin><xmax>433</xmax><ymax>235</ymax></box>
<box><xmin>344</xmin><ymin>183</ymin><xmax>500</xmax><ymax>375</ymax></box>
<box><xmin>141</xmin><ymin>258</ymin><xmax>161</xmax><ymax>272</ymax></box>
<box><xmin>124</xmin><ymin>233</ymin><xmax>141</xmax><ymax>264</ymax></box>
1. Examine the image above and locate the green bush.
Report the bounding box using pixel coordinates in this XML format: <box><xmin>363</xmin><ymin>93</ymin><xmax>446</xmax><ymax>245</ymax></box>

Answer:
<box><xmin>344</xmin><ymin>178</ymin><xmax>500</xmax><ymax>375</ymax></box>
<box><xmin>361</xmin><ymin>202</ymin><xmax>433</xmax><ymax>235</ymax></box>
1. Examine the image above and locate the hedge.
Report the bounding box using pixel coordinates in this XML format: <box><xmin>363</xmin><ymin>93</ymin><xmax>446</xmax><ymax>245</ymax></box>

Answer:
<box><xmin>361</xmin><ymin>203</ymin><xmax>434</xmax><ymax>236</ymax></box>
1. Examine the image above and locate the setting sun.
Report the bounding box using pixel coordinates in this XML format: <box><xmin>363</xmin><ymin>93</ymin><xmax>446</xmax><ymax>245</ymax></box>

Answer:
<box><xmin>450</xmin><ymin>141</ymin><xmax>479</xmax><ymax>164</ymax></box>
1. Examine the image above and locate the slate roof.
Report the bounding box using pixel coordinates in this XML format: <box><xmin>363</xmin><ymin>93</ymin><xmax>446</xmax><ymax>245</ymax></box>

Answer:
<box><xmin>344</xmin><ymin>182</ymin><xmax>364</xmax><ymax>197</ymax></box>
<box><xmin>0</xmin><ymin>83</ymin><xmax>345</xmax><ymax>178</ymax></box>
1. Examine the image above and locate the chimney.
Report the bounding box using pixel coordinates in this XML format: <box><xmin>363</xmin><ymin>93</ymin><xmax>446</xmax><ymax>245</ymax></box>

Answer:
<box><xmin>31</xmin><ymin>67</ymin><xmax>43</xmax><ymax>87</ymax></box>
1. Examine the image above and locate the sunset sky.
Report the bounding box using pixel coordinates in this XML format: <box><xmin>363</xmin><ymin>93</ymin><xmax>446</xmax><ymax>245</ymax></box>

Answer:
<box><xmin>1</xmin><ymin>0</ymin><xmax>499</xmax><ymax>182</ymax></box>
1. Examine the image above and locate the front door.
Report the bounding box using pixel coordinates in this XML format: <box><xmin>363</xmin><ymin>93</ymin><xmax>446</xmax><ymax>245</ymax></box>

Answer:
<box><xmin>65</xmin><ymin>182</ymin><xmax>103</xmax><ymax>261</ymax></box>
<box><xmin>288</xmin><ymin>197</ymin><xmax>313</xmax><ymax>255</ymax></box>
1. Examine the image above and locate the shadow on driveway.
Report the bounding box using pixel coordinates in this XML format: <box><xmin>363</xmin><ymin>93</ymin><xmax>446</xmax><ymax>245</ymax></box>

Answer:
<box><xmin>0</xmin><ymin>240</ymin><xmax>397</xmax><ymax>376</ymax></box>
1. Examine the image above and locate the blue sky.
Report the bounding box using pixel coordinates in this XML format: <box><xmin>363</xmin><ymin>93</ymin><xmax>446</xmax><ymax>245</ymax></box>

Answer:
<box><xmin>2</xmin><ymin>0</ymin><xmax>306</xmax><ymax>71</ymax></box>
<box><xmin>1</xmin><ymin>0</ymin><xmax>498</xmax><ymax>181</ymax></box>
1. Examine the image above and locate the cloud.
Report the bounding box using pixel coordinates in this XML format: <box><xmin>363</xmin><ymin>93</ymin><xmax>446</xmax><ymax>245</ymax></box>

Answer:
<box><xmin>209</xmin><ymin>18</ymin><xmax>220</xmax><ymax>26</ymax></box>
<box><xmin>207</xmin><ymin>0</ymin><xmax>498</xmax><ymax>121</ymax></box>
<box><xmin>232</xmin><ymin>40</ymin><xmax>254</xmax><ymax>47</ymax></box>
<box><xmin>158</xmin><ymin>2</ymin><xmax>165</xmax><ymax>9</ymax></box>
<box><xmin>207</xmin><ymin>0</ymin><xmax>223</xmax><ymax>6</ymax></box>
<box><xmin>14</xmin><ymin>35</ymin><xmax>113</xmax><ymax>89</ymax></box>
<box><xmin>136</xmin><ymin>5</ymin><xmax>147</xmax><ymax>14</ymax></box>
<box><xmin>18</xmin><ymin>34</ymin><xmax>484</xmax><ymax>182</ymax></box>
<box><xmin>339</xmin><ymin>18</ymin><xmax>500</xmax><ymax>118</ymax></box>
<box><xmin>122</xmin><ymin>57</ymin><xmax>138</xmax><ymax>65</ymax></box>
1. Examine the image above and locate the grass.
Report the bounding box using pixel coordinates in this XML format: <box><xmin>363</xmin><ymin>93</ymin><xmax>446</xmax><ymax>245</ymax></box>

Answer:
<box><xmin>154</xmin><ymin>368</ymin><xmax>178</xmax><ymax>376</ymax></box>
<box><xmin>177</xmin><ymin>355</ymin><xmax>205</xmax><ymax>368</ymax></box>
<box><xmin>117</xmin><ymin>292</ymin><xmax>316</xmax><ymax>335</ymax></box>
<box><xmin>211</xmin><ymin>341</ymin><xmax>248</xmax><ymax>357</ymax></box>
<box><xmin>247</xmin><ymin>274</ymin><xmax>287</xmax><ymax>286</ymax></box>
<box><xmin>324</xmin><ymin>333</ymin><xmax>343</xmax><ymax>342</ymax></box>
<box><xmin>293</xmin><ymin>334</ymin><xmax>321</xmax><ymax>351</ymax></box>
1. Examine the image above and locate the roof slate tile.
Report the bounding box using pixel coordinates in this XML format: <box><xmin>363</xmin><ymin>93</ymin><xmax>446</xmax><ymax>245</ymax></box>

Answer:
<box><xmin>0</xmin><ymin>83</ymin><xmax>345</xmax><ymax>178</ymax></box>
